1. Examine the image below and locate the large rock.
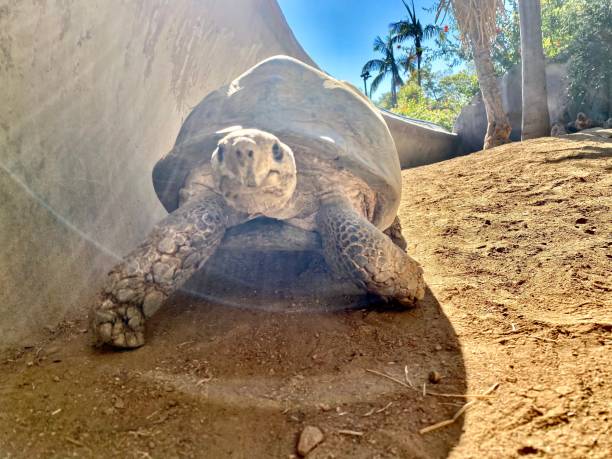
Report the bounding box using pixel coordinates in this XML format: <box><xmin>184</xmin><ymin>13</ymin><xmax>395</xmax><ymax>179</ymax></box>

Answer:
<box><xmin>0</xmin><ymin>0</ymin><xmax>312</xmax><ymax>347</ymax></box>
<box><xmin>454</xmin><ymin>62</ymin><xmax>570</xmax><ymax>153</ymax></box>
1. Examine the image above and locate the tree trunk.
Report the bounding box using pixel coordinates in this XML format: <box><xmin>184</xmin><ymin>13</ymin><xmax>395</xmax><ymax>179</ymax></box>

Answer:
<box><xmin>416</xmin><ymin>37</ymin><xmax>422</xmax><ymax>86</ymax></box>
<box><xmin>391</xmin><ymin>81</ymin><xmax>397</xmax><ymax>107</ymax></box>
<box><xmin>519</xmin><ymin>0</ymin><xmax>550</xmax><ymax>139</ymax></box>
<box><xmin>472</xmin><ymin>46</ymin><xmax>512</xmax><ymax>149</ymax></box>
<box><xmin>606</xmin><ymin>69</ymin><xmax>612</xmax><ymax>118</ymax></box>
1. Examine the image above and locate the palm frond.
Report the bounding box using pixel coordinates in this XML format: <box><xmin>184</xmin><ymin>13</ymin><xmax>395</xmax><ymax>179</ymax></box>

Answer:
<box><xmin>423</xmin><ymin>24</ymin><xmax>440</xmax><ymax>39</ymax></box>
<box><xmin>372</xmin><ymin>35</ymin><xmax>387</xmax><ymax>53</ymax></box>
<box><xmin>369</xmin><ymin>72</ymin><xmax>386</xmax><ymax>96</ymax></box>
<box><xmin>397</xmin><ymin>53</ymin><xmax>416</xmax><ymax>73</ymax></box>
<box><xmin>389</xmin><ymin>20</ymin><xmax>407</xmax><ymax>39</ymax></box>
<box><xmin>401</xmin><ymin>0</ymin><xmax>417</xmax><ymax>23</ymax></box>
<box><xmin>362</xmin><ymin>59</ymin><xmax>385</xmax><ymax>74</ymax></box>
<box><xmin>392</xmin><ymin>24</ymin><xmax>420</xmax><ymax>44</ymax></box>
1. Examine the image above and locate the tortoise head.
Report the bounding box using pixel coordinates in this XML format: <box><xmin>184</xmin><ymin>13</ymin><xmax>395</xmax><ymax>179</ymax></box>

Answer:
<box><xmin>211</xmin><ymin>128</ymin><xmax>297</xmax><ymax>215</ymax></box>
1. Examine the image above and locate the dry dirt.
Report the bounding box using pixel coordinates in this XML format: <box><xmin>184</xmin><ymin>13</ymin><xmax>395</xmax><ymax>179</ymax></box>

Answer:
<box><xmin>1</xmin><ymin>135</ymin><xmax>610</xmax><ymax>458</ymax></box>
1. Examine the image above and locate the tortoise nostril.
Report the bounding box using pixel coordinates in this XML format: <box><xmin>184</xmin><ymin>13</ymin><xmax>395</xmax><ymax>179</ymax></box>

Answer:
<box><xmin>236</xmin><ymin>149</ymin><xmax>242</xmax><ymax>157</ymax></box>
<box><xmin>248</xmin><ymin>150</ymin><xmax>254</xmax><ymax>158</ymax></box>
<box><xmin>272</xmin><ymin>143</ymin><xmax>283</xmax><ymax>161</ymax></box>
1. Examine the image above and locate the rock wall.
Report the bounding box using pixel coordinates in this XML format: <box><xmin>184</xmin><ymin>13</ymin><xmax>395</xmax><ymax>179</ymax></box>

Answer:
<box><xmin>0</xmin><ymin>0</ymin><xmax>312</xmax><ymax>347</ymax></box>
<box><xmin>454</xmin><ymin>62</ymin><xmax>569</xmax><ymax>153</ymax></box>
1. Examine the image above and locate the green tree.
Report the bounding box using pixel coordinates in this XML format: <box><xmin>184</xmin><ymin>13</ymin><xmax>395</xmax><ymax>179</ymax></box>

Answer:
<box><xmin>362</xmin><ymin>35</ymin><xmax>405</xmax><ymax>106</ymax></box>
<box><xmin>390</xmin><ymin>0</ymin><xmax>439</xmax><ymax>86</ymax></box>
<box><xmin>434</xmin><ymin>70</ymin><xmax>480</xmax><ymax>106</ymax></box>
<box><xmin>394</xmin><ymin>81</ymin><xmax>458</xmax><ymax>130</ymax></box>
<box><xmin>564</xmin><ymin>0</ymin><xmax>612</xmax><ymax>117</ymax></box>
<box><xmin>377</xmin><ymin>69</ymin><xmax>479</xmax><ymax>131</ymax></box>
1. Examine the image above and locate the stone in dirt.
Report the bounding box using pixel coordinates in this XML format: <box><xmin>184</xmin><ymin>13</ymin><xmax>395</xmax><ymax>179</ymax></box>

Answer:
<box><xmin>297</xmin><ymin>426</ymin><xmax>324</xmax><ymax>456</ymax></box>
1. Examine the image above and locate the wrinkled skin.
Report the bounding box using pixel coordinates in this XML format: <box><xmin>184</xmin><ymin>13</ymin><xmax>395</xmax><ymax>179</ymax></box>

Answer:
<box><xmin>90</xmin><ymin>129</ymin><xmax>425</xmax><ymax>349</ymax></box>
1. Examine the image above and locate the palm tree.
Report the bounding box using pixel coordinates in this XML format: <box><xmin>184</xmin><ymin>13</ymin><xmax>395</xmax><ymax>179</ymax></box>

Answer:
<box><xmin>438</xmin><ymin>0</ymin><xmax>511</xmax><ymax>148</ymax></box>
<box><xmin>362</xmin><ymin>35</ymin><xmax>405</xmax><ymax>106</ymax></box>
<box><xmin>519</xmin><ymin>0</ymin><xmax>550</xmax><ymax>139</ymax></box>
<box><xmin>390</xmin><ymin>0</ymin><xmax>438</xmax><ymax>86</ymax></box>
<box><xmin>397</xmin><ymin>47</ymin><xmax>418</xmax><ymax>78</ymax></box>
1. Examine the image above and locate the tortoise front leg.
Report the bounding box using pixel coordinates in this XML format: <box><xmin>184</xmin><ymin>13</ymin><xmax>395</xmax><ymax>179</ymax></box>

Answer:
<box><xmin>317</xmin><ymin>196</ymin><xmax>425</xmax><ymax>306</ymax></box>
<box><xmin>90</xmin><ymin>193</ymin><xmax>239</xmax><ymax>349</ymax></box>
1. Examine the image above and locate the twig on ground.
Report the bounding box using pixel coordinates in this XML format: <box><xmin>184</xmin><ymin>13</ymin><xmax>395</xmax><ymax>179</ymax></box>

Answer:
<box><xmin>196</xmin><ymin>376</ymin><xmax>212</xmax><ymax>386</ymax></box>
<box><xmin>338</xmin><ymin>429</ymin><xmax>364</xmax><ymax>436</ymax></box>
<box><xmin>419</xmin><ymin>382</ymin><xmax>500</xmax><ymax>435</ymax></box>
<box><xmin>65</xmin><ymin>437</ymin><xmax>86</xmax><ymax>448</ymax></box>
<box><xmin>404</xmin><ymin>365</ymin><xmax>414</xmax><ymax>388</ymax></box>
<box><xmin>365</xmin><ymin>369</ymin><xmax>493</xmax><ymax>399</ymax></box>
<box><xmin>366</xmin><ymin>369</ymin><xmax>410</xmax><ymax>389</ymax></box>
<box><xmin>362</xmin><ymin>407</ymin><xmax>376</xmax><ymax>417</ymax></box>
<box><xmin>363</xmin><ymin>401</ymin><xmax>393</xmax><ymax>417</ymax></box>
<box><xmin>376</xmin><ymin>402</ymin><xmax>393</xmax><ymax>414</ymax></box>
<box><xmin>420</xmin><ymin>401</ymin><xmax>476</xmax><ymax>434</ymax></box>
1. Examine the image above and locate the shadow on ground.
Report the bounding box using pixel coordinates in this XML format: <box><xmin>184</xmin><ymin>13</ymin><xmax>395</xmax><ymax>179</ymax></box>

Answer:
<box><xmin>1</xmin><ymin>251</ymin><xmax>466</xmax><ymax>458</ymax></box>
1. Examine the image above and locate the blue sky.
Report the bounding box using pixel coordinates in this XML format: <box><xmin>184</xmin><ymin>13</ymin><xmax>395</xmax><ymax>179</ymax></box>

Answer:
<box><xmin>277</xmin><ymin>0</ymin><xmax>448</xmax><ymax>98</ymax></box>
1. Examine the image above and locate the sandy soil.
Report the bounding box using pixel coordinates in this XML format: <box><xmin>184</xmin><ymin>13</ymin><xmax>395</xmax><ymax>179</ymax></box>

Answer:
<box><xmin>1</xmin><ymin>135</ymin><xmax>610</xmax><ymax>458</ymax></box>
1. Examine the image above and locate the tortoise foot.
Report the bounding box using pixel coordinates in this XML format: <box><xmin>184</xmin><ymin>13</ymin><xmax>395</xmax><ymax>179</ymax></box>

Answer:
<box><xmin>90</xmin><ymin>298</ymin><xmax>146</xmax><ymax>349</ymax></box>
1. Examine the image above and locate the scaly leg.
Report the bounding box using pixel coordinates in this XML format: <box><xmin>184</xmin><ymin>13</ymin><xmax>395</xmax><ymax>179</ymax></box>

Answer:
<box><xmin>317</xmin><ymin>196</ymin><xmax>425</xmax><ymax>306</ymax></box>
<box><xmin>90</xmin><ymin>193</ymin><xmax>241</xmax><ymax>348</ymax></box>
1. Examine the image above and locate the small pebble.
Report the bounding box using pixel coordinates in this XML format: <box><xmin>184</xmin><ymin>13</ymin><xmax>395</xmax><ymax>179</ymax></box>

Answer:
<box><xmin>428</xmin><ymin>371</ymin><xmax>442</xmax><ymax>384</ymax></box>
<box><xmin>297</xmin><ymin>426</ymin><xmax>324</xmax><ymax>456</ymax></box>
<box><xmin>52</xmin><ymin>376</ymin><xmax>60</xmax><ymax>382</ymax></box>
<box><xmin>434</xmin><ymin>344</ymin><xmax>442</xmax><ymax>351</ymax></box>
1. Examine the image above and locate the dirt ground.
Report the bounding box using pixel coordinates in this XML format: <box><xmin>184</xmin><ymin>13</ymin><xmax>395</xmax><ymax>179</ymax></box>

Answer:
<box><xmin>1</xmin><ymin>135</ymin><xmax>610</xmax><ymax>458</ymax></box>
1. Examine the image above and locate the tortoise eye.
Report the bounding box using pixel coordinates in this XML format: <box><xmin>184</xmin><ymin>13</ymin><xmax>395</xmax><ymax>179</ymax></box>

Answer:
<box><xmin>217</xmin><ymin>145</ymin><xmax>224</xmax><ymax>162</ymax></box>
<box><xmin>272</xmin><ymin>143</ymin><xmax>283</xmax><ymax>161</ymax></box>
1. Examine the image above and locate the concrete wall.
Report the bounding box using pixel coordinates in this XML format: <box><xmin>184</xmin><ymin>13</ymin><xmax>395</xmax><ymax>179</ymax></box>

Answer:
<box><xmin>454</xmin><ymin>62</ymin><xmax>569</xmax><ymax>153</ymax></box>
<box><xmin>0</xmin><ymin>0</ymin><xmax>312</xmax><ymax>347</ymax></box>
<box><xmin>381</xmin><ymin>111</ymin><xmax>460</xmax><ymax>169</ymax></box>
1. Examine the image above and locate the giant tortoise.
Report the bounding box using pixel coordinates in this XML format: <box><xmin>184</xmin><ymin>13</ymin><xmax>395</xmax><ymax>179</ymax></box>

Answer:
<box><xmin>90</xmin><ymin>55</ymin><xmax>425</xmax><ymax>348</ymax></box>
